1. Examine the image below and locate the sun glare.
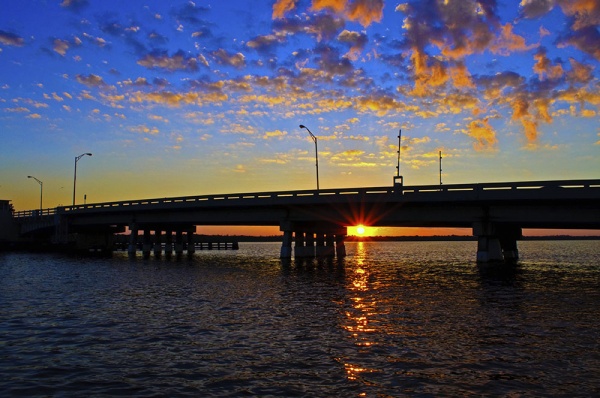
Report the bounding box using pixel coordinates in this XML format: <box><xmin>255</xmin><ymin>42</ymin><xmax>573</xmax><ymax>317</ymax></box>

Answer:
<box><xmin>356</xmin><ymin>225</ymin><xmax>365</xmax><ymax>235</ymax></box>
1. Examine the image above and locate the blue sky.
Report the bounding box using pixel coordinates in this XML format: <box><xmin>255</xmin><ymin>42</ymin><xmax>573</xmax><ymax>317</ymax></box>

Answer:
<box><xmin>1</xmin><ymin>0</ymin><xmax>599</xmax><ymax>214</ymax></box>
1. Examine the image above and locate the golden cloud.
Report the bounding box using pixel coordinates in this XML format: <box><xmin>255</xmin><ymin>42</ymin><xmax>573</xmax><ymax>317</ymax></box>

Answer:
<box><xmin>272</xmin><ymin>0</ymin><xmax>297</xmax><ymax>19</ymax></box>
<box><xmin>467</xmin><ymin>118</ymin><xmax>498</xmax><ymax>151</ymax></box>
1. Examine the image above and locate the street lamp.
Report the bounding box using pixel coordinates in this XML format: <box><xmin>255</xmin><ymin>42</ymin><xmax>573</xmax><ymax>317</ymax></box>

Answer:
<box><xmin>73</xmin><ymin>152</ymin><xmax>92</xmax><ymax>205</ymax></box>
<box><xmin>27</xmin><ymin>175</ymin><xmax>43</xmax><ymax>210</ymax></box>
<box><xmin>299</xmin><ymin>124</ymin><xmax>319</xmax><ymax>190</ymax></box>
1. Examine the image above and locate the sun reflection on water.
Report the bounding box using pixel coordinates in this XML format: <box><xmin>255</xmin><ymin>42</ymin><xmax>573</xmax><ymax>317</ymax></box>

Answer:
<box><xmin>342</xmin><ymin>241</ymin><xmax>380</xmax><ymax>382</ymax></box>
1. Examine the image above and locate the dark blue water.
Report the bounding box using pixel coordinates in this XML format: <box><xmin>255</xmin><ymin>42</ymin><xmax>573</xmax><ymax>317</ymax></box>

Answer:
<box><xmin>1</xmin><ymin>241</ymin><xmax>599</xmax><ymax>397</ymax></box>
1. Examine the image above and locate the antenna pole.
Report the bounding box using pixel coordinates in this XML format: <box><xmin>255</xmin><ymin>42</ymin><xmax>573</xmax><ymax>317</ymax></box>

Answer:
<box><xmin>394</xmin><ymin>129</ymin><xmax>403</xmax><ymax>187</ymax></box>
<box><xmin>439</xmin><ymin>150</ymin><xmax>442</xmax><ymax>186</ymax></box>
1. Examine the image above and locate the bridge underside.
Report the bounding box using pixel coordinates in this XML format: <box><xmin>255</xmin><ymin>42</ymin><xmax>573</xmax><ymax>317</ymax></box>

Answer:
<box><xmin>12</xmin><ymin>179</ymin><xmax>600</xmax><ymax>262</ymax></box>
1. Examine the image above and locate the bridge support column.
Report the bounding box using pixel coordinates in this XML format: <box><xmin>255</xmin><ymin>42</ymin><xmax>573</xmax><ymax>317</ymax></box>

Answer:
<box><xmin>294</xmin><ymin>231</ymin><xmax>307</xmax><ymax>258</ymax></box>
<box><xmin>280</xmin><ymin>230</ymin><xmax>292</xmax><ymax>259</ymax></box>
<box><xmin>335</xmin><ymin>233</ymin><xmax>346</xmax><ymax>258</ymax></box>
<box><xmin>165</xmin><ymin>230</ymin><xmax>173</xmax><ymax>256</ymax></box>
<box><xmin>175</xmin><ymin>230</ymin><xmax>184</xmax><ymax>256</ymax></box>
<box><xmin>154</xmin><ymin>230</ymin><xmax>162</xmax><ymax>257</ymax></box>
<box><xmin>499</xmin><ymin>226</ymin><xmax>522</xmax><ymax>262</ymax></box>
<box><xmin>142</xmin><ymin>229</ymin><xmax>152</xmax><ymax>258</ymax></box>
<box><xmin>474</xmin><ymin>222</ymin><xmax>521</xmax><ymax>263</ymax></box>
<box><xmin>187</xmin><ymin>230</ymin><xmax>196</xmax><ymax>255</ymax></box>
<box><xmin>315</xmin><ymin>232</ymin><xmax>326</xmax><ymax>257</ymax></box>
<box><xmin>304</xmin><ymin>232</ymin><xmax>315</xmax><ymax>258</ymax></box>
<box><xmin>317</xmin><ymin>233</ymin><xmax>335</xmax><ymax>257</ymax></box>
<box><xmin>128</xmin><ymin>224</ymin><xmax>138</xmax><ymax>257</ymax></box>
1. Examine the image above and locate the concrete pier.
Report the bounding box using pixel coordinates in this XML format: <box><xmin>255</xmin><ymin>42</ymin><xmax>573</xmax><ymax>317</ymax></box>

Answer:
<box><xmin>280</xmin><ymin>224</ymin><xmax>346</xmax><ymax>259</ymax></box>
<box><xmin>128</xmin><ymin>224</ymin><xmax>138</xmax><ymax>257</ymax></box>
<box><xmin>474</xmin><ymin>222</ymin><xmax>521</xmax><ymax>263</ymax></box>
<box><xmin>187</xmin><ymin>231</ymin><xmax>196</xmax><ymax>255</ymax></box>
<box><xmin>154</xmin><ymin>230</ymin><xmax>162</xmax><ymax>257</ymax></box>
<box><xmin>142</xmin><ymin>229</ymin><xmax>152</xmax><ymax>258</ymax></box>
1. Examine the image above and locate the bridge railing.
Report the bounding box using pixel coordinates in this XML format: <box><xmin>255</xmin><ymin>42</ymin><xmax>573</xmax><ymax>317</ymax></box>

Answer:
<box><xmin>13</xmin><ymin>179</ymin><xmax>600</xmax><ymax>218</ymax></box>
<box><xmin>13</xmin><ymin>208</ymin><xmax>58</xmax><ymax>219</ymax></box>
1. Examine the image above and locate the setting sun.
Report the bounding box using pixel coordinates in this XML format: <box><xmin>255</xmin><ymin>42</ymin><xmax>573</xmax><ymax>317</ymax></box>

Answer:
<box><xmin>349</xmin><ymin>225</ymin><xmax>375</xmax><ymax>237</ymax></box>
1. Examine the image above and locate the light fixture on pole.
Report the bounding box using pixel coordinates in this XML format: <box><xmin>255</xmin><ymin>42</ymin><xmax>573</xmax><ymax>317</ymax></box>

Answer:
<box><xmin>299</xmin><ymin>124</ymin><xmax>319</xmax><ymax>191</ymax></box>
<box><xmin>27</xmin><ymin>175</ymin><xmax>43</xmax><ymax>210</ymax></box>
<box><xmin>73</xmin><ymin>152</ymin><xmax>92</xmax><ymax>206</ymax></box>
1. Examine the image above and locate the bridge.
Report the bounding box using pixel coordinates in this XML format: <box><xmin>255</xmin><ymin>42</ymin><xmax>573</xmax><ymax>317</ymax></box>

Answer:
<box><xmin>4</xmin><ymin>179</ymin><xmax>600</xmax><ymax>262</ymax></box>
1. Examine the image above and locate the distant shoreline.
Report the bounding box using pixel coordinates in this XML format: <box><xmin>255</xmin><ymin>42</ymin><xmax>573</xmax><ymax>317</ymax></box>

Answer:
<box><xmin>198</xmin><ymin>235</ymin><xmax>600</xmax><ymax>243</ymax></box>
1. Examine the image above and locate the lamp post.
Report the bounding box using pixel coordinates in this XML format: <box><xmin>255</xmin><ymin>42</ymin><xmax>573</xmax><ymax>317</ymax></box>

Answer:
<box><xmin>27</xmin><ymin>175</ymin><xmax>43</xmax><ymax>210</ymax></box>
<box><xmin>73</xmin><ymin>153</ymin><xmax>92</xmax><ymax>205</ymax></box>
<box><xmin>299</xmin><ymin>124</ymin><xmax>319</xmax><ymax>190</ymax></box>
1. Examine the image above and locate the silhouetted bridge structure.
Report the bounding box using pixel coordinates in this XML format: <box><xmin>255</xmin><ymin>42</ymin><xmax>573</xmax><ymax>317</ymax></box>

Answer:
<box><xmin>4</xmin><ymin>179</ymin><xmax>600</xmax><ymax>262</ymax></box>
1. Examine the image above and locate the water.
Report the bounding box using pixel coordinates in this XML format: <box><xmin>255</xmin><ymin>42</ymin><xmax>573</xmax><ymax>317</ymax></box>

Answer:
<box><xmin>1</xmin><ymin>241</ymin><xmax>599</xmax><ymax>397</ymax></box>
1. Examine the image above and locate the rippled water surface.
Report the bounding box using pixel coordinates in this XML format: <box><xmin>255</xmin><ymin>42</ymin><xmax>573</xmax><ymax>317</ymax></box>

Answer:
<box><xmin>1</xmin><ymin>241</ymin><xmax>599</xmax><ymax>397</ymax></box>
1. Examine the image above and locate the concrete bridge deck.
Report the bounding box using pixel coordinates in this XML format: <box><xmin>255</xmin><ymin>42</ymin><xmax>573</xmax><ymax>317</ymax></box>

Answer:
<box><xmin>8</xmin><ymin>179</ymin><xmax>600</xmax><ymax>262</ymax></box>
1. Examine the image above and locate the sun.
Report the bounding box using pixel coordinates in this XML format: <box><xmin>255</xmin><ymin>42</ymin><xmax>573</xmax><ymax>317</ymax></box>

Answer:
<box><xmin>356</xmin><ymin>225</ymin><xmax>365</xmax><ymax>235</ymax></box>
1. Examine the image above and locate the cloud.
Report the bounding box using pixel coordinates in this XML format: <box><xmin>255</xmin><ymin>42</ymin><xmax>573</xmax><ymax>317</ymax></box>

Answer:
<box><xmin>490</xmin><ymin>23</ymin><xmax>536</xmax><ymax>55</ymax></box>
<box><xmin>355</xmin><ymin>94</ymin><xmax>404</xmax><ymax>116</ymax></box>
<box><xmin>53</xmin><ymin>39</ymin><xmax>70</xmax><ymax>56</ymax></box>
<box><xmin>311</xmin><ymin>0</ymin><xmax>384</xmax><ymax>27</ymax></box>
<box><xmin>212</xmin><ymin>49</ymin><xmax>246</xmax><ymax>69</ymax></box>
<box><xmin>263</xmin><ymin>129</ymin><xmax>288</xmax><ymax>139</ymax></box>
<box><xmin>337</xmin><ymin>30</ymin><xmax>368</xmax><ymax>60</ymax></box>
<box><xmin>138</xmin><ymin>50</ymin><xmax>201</xmax><ymax>72</ymax></box>
<box><xmin>520</xmin><ymin>0</ymin><xmax>555</xmax><ymax>19</ymax></box>
<box><xmin>129</xmin><ymin>90</ymin><xmax>227</xmax><ymax>107</ymax></box>
<box><xmin>561</xmin><ymin>26</ymin><xmax>600</xmax><ymax>61</ymax></box>
<box><xmin>557</xmin><ymin>0</ymin><xmax>600</xmax><ymax>31</ymax></box>
<box><xmin>467</xmin><ymin>118</ymin><xmax>498</xmax><ymax>151</ymax></box>
<box><xmin>76</xmin><ymin>74</ymin><xmax>106</xmax><ymax>88</ymax></box>
<box><xmin>533</xmin><ymin>47</ymin><xmax>564</xmax><ymax>80</ymax></box>
<box><xmin>247</xmin><ymin>34</ymin><xmax>285</xmax><ymax>53</ymax></box>
<box><xmin>567</xmin><ymin>58</ymin><xmax>594</xmax><ymax>83</ymax></box>
<box><xmin>129</xmin><ymin>124</ymin><xmax>159</xmax><ymax>135</ymax></box>
<box><xmin>0</xmin><ymin>30</ymin><xmax>24</xmax><ymax>46</ymax></box>
<box><xmin>60</xmin><ymin>0</ymin><xmax>89</xmax><ymax>12</ymax></box>
<box><xmin>273</xmin><ymin>0</ymin><xmax>298</xmax><ymax>19</ymax></box>
<box><xmin>346</xmin><ymin>0</ymin><xmax>385</xmax><ymax>27</ymax></box>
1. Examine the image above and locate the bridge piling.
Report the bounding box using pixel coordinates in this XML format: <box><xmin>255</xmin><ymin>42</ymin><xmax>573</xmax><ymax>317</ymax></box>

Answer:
<box><xmin>128</xmin><ymin>224</ymin><xmax>138</xmax><ymax>257</ymax></box>
<box><xmin>175</xmin><ymin>230</ymin><xmax>184</xmax><ymax>256</ymax></box>
<box><xmin>153</xmin><ymin>230</ymin><xmax>162</xmax><ymax>257</ymax></box>
<box><xmin>165</xmin><ymin>230</ymin><xmax>173</xmax><ymax>256</ymax></box>
<box><xmin>142</xmin><ymin>229</ymin><xmax>152</xmax><ymax>258</ymax></box>
<box><xmin>187</xmin><ymin>230</ymin><xmax>196</xmax><ymax>255</ymax></box>
<box><xmin>474</xmin><ymin>222</ymin><xmax>521</xmax><ymax>262</ymax></box>
<box><xmin>280</xmin><ymin>230</ymin><xmax>292</xmax><ymax>258</ymax></box>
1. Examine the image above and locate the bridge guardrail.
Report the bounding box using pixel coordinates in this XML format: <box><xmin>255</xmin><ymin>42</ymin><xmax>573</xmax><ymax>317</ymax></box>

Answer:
<box><xmin>13</xmin><ymin>179</ymin><xmax>600</xmax><ymax>219</ymax></box>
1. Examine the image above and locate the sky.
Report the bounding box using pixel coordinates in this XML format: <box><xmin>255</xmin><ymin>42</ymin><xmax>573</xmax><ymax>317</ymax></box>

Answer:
<box><xmin>1</xmin><ymin>0</ymin><xmax>599</xmax><ymax>234</ymax></box>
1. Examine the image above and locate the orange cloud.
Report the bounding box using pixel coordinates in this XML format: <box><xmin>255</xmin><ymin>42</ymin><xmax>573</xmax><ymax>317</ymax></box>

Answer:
<box><xmin>467</xmin><ymin>118</ymin><xmax>498</xmax><ymax>151</ymax></box>
<box><xmin>449</xmin><ymin>62</ymin><xmax>475</xmax><ymax>89</ymax></box>
<box><xmin>533</xmin><ymin>48</ymin><xmax>564</xmax><ymax>80</ymax></box>
<box><xmin>557</xmin><ymin>0</ymin><xmax>600</xmax><ymax>31</ymax></box>
<box><xmin>346</xmin><ymin>0</ymin><xmax>384</xmax><ymax>27</ymax></box>
<box><xmin>410</xmin><ymin>48</ymin><xmax>449</xmax><ymax>96</ymax></box>
<box><xmin>311</xmin><ymin>0</ymin><xmax>383</xmax><ymax>27</ymax></box>
<box><xmin>355</xmin><ymin>94</ymin><xmax>403</xmax><ymax>116</ymax></box>
<box><xmin>272</xmin><ymin>0</ymin><xmax>297</xmax><ymax>19</ymax></box>
<box><xmin>491</xmin><ymin>23</ymin><xmax>536</xmax><ymax>55</ymax></box>
<box><xmin>311</xmin><ymin>0</ymin><xmax>346</xmax><ymax>14</ymax></box>
<box><xmin>567</xmin><ymin>58</ymin><xmax>594</xmax><ymax>83</ymax></box>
